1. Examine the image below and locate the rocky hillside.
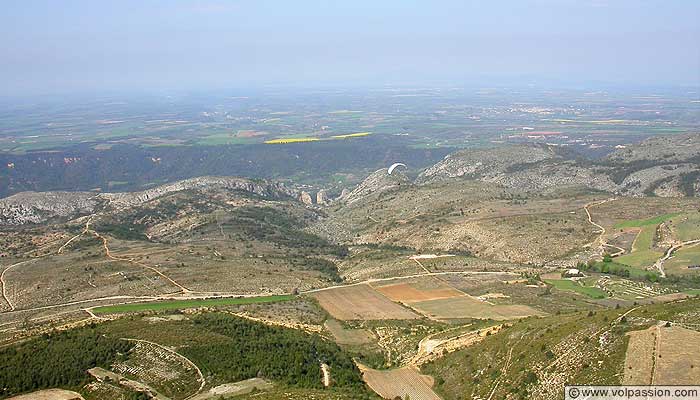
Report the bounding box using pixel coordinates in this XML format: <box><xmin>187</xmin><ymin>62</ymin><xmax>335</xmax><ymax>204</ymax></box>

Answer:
<box><xmin>416</xmin><ymin>145</ymin><xmax>557</xmax><ymax>184</ymax></box>
<box><xmin>602</xmin><ymin>133</ymin><xmax>700</xmax><ymax>196</ymax></box>
<box><xmin>416</xmin><ymin>134</ymin><xmax>700</xmax><ymax>196</ymax></box>
<box><xmin>0</xmin><ymin>191</ymin><xmax>102</xmax><ymax>225</ymax></box>
<box><xmin>338</xmin><ymin>168</ymin><xmax>410</xmax><ymax>205</ymax></box>
<box><xmin>606</xmin><ymin>133</ymin><xmax>700</xmax><ymax>163</ymax></box>
<box><xmin>0</xmin><ymin>176</ymin><xmax>297</xmax><ymax>225</ymax></box>
<box><xmin>101</xmin><ymin>176</ymin><xmax>296</xmax><ymax>208</ymax></box>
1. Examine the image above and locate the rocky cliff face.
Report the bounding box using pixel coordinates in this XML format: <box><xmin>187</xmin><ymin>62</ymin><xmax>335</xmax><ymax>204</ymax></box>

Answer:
<box><xmin>339</xmin><ymin>168</ymin><xmax>410</xmax><ymax>205</ymax></box>
<box><xmin>316</xmin><ymin>189</ymin><xmax>328</xmax><ymax>205</ymax></box>
<box><xmin>299</xmin><ymin>191</ymin><xmax>313</xmax><ymax>205</ymax></box>
<box><xmin>0</xmin><ymin>176</ymin><xmax>298</xmax><ymax>225</ymax></box>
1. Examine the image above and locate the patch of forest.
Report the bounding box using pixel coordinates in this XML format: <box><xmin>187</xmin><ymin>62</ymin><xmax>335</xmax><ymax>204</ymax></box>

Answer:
<box><xmin>181</xmin><ymin>313</ymin><xmax>367</xmax><ymax>391</ymax></box>
<box><xmin>0</xmin><ymin>325</ymin><xmax>133</xmax><ymax>399</ymax></box>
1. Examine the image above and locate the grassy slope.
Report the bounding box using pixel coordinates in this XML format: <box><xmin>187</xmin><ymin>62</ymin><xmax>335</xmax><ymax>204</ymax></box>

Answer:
<box><xmin>672</xmin><ymin>213</ymin><xmax>700</xmax><ymax>242</ymax></box>
<box><xmin>665</xmin><ymin>245</ymin><xmax>700</xmax><ymax>275</ymax></box>
<box><xmin>616</xmin><ymin>224</ymin><xmax>661</xmax><ymax>268</ymax></box>
<box><xmin>616</xmin><ymin>212</ymin><xmax>700</xmax><ymax>271</ymax></box>
<box><xmin>544</xmin><ymin>279</ymin><xmax>607</xmax><ymax>299</ymax></box>
<box><xmin>614</xmin><ymin>213</ymin><xmax>682</xmax><ymax>229</ymax></box>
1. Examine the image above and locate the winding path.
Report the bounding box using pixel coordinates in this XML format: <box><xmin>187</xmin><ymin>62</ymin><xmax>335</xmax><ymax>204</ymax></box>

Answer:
<box><xmin>88</xmin><ymin>229</ymin><xmax>190</xmax><ymax>293</ymax></box>
<box><xmin>653</xmin><ymin>239</ymin><xmax>700</xmax><ymax>278</ymax></box>
<box><xmin>582</xmin><ymin>198</ymin><xmax>616</xmax><ymax>252</ymax></box>
<box><xmin>0</xmin><ymin>260</ymin><xmax>36</xmax><ymax>311</ymax></box>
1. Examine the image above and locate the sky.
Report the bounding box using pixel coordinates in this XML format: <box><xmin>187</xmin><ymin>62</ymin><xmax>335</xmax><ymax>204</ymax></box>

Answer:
<box><xmin>1</xmin><ymin>0</ymin><xmax>699</xmax><ymax>95</ymax></box>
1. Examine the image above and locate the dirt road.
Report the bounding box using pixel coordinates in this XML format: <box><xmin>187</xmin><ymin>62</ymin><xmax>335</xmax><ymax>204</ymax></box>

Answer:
<box><xmin>87</xmin><ymin>228</ymin><xmax>191</xmax><ymax>293</ymax></box>
<box><xmin>0</xmin><ymin>260</ymin><xmax>36</xmax><ymax>311</ymax></box>
<box><xmin>583</xmin><ymin>198</ymin><xmax>616</xmax><ymax>252</ymax></box>
<box><xmin>654</xmin><ymin>239</ymin><xmax>700</xmax><ymax>278</ymax></box>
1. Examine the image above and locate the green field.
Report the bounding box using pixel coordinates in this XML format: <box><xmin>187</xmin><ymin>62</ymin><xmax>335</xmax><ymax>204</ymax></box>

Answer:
<box><xmin>616</xmin><ymin>249</ymin><xmax>662</xmax><ymax>269</ymax></box>
<box><xmin>196</xmin><ymin>134</ymin><xmax>260</xmax><ymax>145</ymax></box>
<box><xmin>664</xmin><ymin>245</ymin><xmax>700</xmax><ymax>275</ymax></box>
<box><xmin>615</xmin><ymin>224</ymin><xmax>662</xmax><ymax>268</ymax></box>
<box><xmin>673</xmin><ymin>214</ymin><xmax>700</xmax><ymax>242</ymax></box>
<box><xmin>632</xmin><ymin>225</ymin><xmax>656</xmax><ymax>251</ymax></box>
<box><xmin>93</xmin><ymin>295</ymin><xmax>295</xmax><ymax>314</ymax></box>
<box><xmin>595</xmin><ymin>260</ymin><xmax>651</xmax><ymax>279</ymax></box>
<box><xmin>614</xmin><ymin>213</ymin><xmax>681</xmax><ymax>229</ymax></box>
<box><xmin>544</xmin><ymin>279</ymin><xmax>607</xmax><ymax>299</ymax></box>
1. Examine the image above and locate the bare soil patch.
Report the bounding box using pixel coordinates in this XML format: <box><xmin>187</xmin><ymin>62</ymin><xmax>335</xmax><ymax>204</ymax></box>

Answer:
<box><xmin>360</xmin><ymin>365</ymin><xmax>441</xmax><ymax>400</ymax></box>
<box><xmin>411</xmin><ymin>296</ymin><xmax>544</xmax><ymax>320</ymax></box>
<box><xmin>373</xmin><ymin>278</ymin><xmax>465</xmax><ymax>302</ymax></box>
<box><xmin>311</xmin><ymin>284</ymin><xmax>419</xmax><ymax>320</ymax></box>
<box><xmin>654</xmin><ymin>325</ymin><xmax>700</xmax><ymax>384</ymax></box>
<box><xmin>623</xmin><ymin>326</ymin><xmax>656</xmax><ymax>384</ymax></box>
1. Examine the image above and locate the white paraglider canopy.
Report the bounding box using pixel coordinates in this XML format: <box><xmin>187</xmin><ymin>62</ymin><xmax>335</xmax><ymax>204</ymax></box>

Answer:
<box><xmin>387</xmin><ymin>162</ymin><xmax>406</xmax><ymax>175</ymax></box>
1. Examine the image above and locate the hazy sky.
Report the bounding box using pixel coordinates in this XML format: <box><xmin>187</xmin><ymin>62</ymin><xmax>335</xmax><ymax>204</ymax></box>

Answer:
<box><xmin>2</xmin><ymin>0</ymin><xmax>699</xmax><ymax>95</ymax></box>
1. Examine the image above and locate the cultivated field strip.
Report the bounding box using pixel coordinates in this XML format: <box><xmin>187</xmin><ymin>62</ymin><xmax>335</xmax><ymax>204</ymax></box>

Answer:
<box><xmin>311</xmin><ymin>284</ymin><xmax>420</xmax><ymax>320</ymax></box>
<box><xmin>360</xmin><ymin>365</ymin><xmax>442</xmax><ymax>400</ymax></box>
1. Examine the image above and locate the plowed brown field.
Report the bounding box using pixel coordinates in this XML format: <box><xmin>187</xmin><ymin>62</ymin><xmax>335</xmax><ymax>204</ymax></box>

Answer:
<box><xmin>360</xmin><ymin>365</ymin><xmax>441</xmax><ymax>400</ymax></box>
<box><xmin>311</xmin><ymin>284</ymin><xmax>419</xmax><ymax>320</ymax></box>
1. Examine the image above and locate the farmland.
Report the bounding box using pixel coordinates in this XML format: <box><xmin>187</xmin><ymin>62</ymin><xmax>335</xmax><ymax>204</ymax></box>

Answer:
<box><xmin>264</xmin><ymin>132</ymin><xmax>373</xmax><ymax>144</ymax></box>
<box><xmin>624</xmin><ymin>324</ymin><xmax>700</xmax><ymax>385</ymax></box>
<box><xmin>623</xmin><ymin>327</ymin><xmax>657</xmax><ymax>384</ymax></box>
<box><xmin>373</xmin><ymin>274</ymin><xmax>546</xmax><ymax>321</ymax></box>
<box><xmin>311</xmin><ymin>284</ymin><xmax>420</xmax><ymax>320</ymax></box>
<box><xmin>653</xmin><ymin>326</ymin><xmax>700</xmax><ymax>384</ymax></box>
<box><xmin>614</xmin><ymin>213</ymin><xmax>682</xmax><ymax>229</ymax></box>
<box><xmin>604</xmin><ymin>210</ymin><xmax>700</xmax><ymax>274</ymax></box>
<box><xmin>544</xmin><ymin>279</ymin><xmax>607</xmax><ymax>299</ymax></box>
<box><xmin>264</xmin><ymin>137</ymin><xmax>320</xmax><ymax>144</ymax></box>
<box><xmin>359</xmin><ymin>365</ymin><xmax>441</xmax><ymax>400</ymax></box>
<box><xmin>671</xmin><ymin>213</ymin><xmax>700</xmax><ymax>242</ymax></box>
<box><xmin>410</xmin><ymin>296</ymin><xmax>544</xmax><ymax>320</ymax></box>
<box><xmin>665</xmin><ymin>245</ymin><xmax>700</xmax><ymax>275</ymax></box>
<box><xmin>373</xmin><ymin>276</ymin><xmax>465</xmax><ymax>302</ymax></box>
